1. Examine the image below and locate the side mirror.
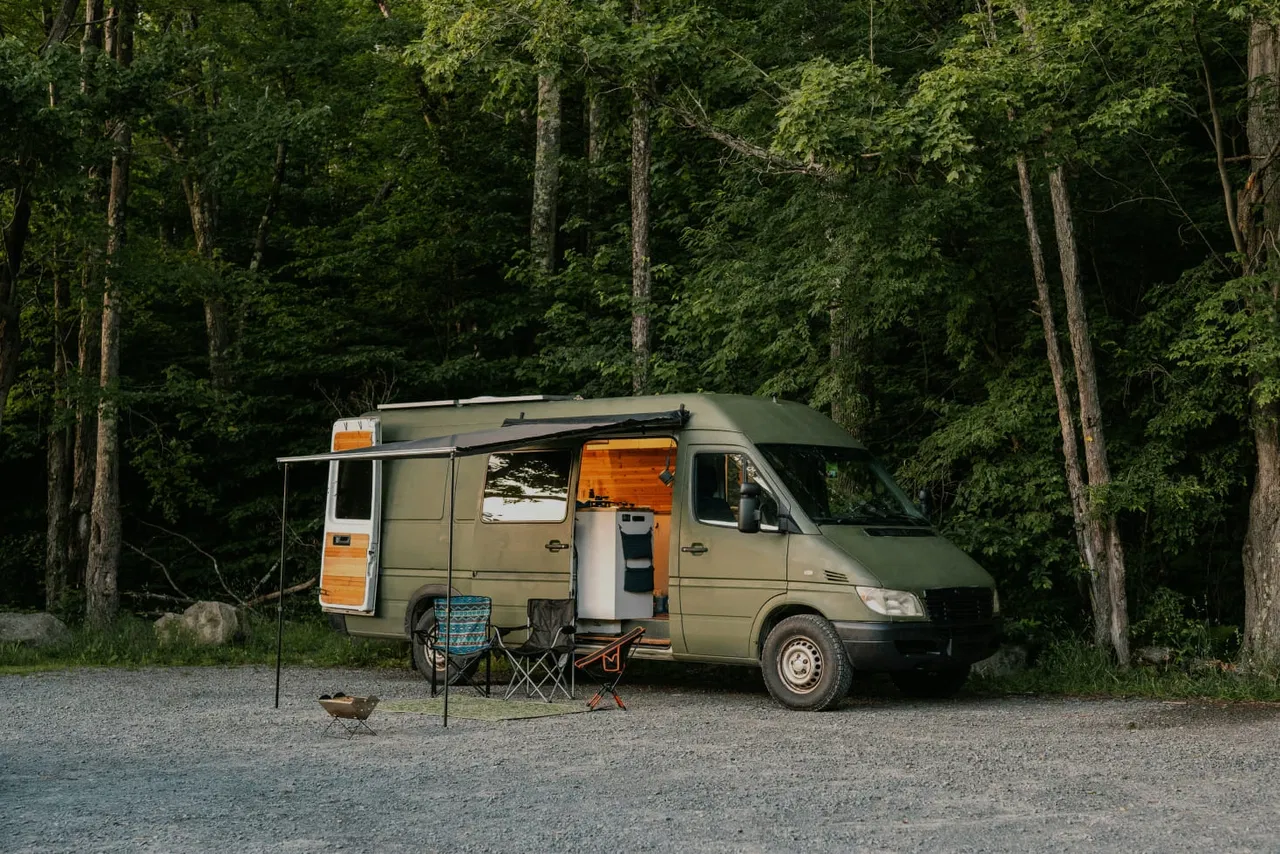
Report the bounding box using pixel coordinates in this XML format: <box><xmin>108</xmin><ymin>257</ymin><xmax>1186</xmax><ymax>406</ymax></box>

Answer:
<box><xmin>738</xmin><ymin>482</ymin><xmax>761</xmax><ymax>534</ymax></box>
<box><xmin>917</xmin><ymin>488</ymin><xmax>931</xmax><ymax>519</ymax></box>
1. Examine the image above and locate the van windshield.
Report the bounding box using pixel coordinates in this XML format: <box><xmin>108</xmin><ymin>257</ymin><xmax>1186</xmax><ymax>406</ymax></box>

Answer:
<box><xmin>757</xmin><ymin>444</ymin><xmax>927</xmax><ymax>527</ymax></box>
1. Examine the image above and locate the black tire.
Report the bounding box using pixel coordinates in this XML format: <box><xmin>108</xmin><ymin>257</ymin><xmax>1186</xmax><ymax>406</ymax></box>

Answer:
<box><xmin>891</xmin><ymin>664</ymin><xmax>971</xmax><ymax>699</ymax></box>
<box><xmin>409</xmin><ymin>606</ymin><xmax>478</xmax><ymax>683</ymax></box>
<box><xmin>760</xmin><ymin>614</ymin><xmax>853</xmax><ymax>711</ymax></box>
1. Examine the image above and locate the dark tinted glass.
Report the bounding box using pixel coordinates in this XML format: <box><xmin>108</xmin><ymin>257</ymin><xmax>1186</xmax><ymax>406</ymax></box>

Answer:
<box><xmin>483</xmin><ymin>451</ymin><xmax>571</xmax><ymax>522</ymax></box>
<box><xmin>334</xmin><ymin>461</ymin><xmax>373</xmax><ymax>520</ymax></box>
<box><xmin>757</xmin><ymin>444</ymin><xmax>925</xmax><ymax>526</ymax></box>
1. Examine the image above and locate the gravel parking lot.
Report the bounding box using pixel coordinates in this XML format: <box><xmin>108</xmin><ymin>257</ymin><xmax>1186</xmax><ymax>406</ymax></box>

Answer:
<box><xmin>3</xmin><ymin>665</ymin><xmax>1279</xmax><ymax>853</ymax></box>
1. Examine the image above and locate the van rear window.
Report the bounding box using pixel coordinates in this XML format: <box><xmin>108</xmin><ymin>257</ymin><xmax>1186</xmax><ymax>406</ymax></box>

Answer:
<box><xmin>482</xmin><ymin>451</ymin><xmax>571</xmax><ymax>523</ymax></box>
<box><xmin>334</xmin><ymin>461</ymin><xmax>373</xmax><ymax>521</ymax></box>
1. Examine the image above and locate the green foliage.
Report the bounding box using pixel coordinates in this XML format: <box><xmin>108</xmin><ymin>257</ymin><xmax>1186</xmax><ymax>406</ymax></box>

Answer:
<box><xmin>0</xmin><ymin>0</ymin><xmax>1277</xmax><ymax>691</ymax></box>
<box><xmin>0</xmin><ymin>613</ymin><xmax>404</xmax><ymax>674</ymax></box>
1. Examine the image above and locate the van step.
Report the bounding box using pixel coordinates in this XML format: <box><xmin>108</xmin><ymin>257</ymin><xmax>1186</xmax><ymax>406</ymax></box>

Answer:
<box><xmin>577</xmin><ymin>634</ymin><xmax>672</xmax><ymax>648</ymax></box>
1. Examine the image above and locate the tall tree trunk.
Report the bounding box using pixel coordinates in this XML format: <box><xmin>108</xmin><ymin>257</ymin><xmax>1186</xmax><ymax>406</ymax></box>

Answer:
<box><xmin>0</xmin><ymin>190</ymin><xmax>31</xmax><ymax>430</ymax></box>
<box><xmin>181</xmin><ymin>175</ymin><xmax>232</xmax><ymax>388</ymax></box>
<box><xmin>1047</xmin><ymin>166</ymin><xmax>1129</xmax><ymax>663</ymax></box>
<box><xmin>583</xmin><ymin>87</ymin><xmax>603</xmax><ymax>255</ymax></box>
<box><xmin>46</xmin><ymin>259</ymin><xmax>73</xmax><ymax>612</ymax></box>
<box><xmin>630</xmin><ymin>80</ymin><xmax>652</xmax><ymax>395</ymax></box>
<box><xmin>1242</xmin><ymin>18</ymin><xmax>1280</xmax><ymax>666</ymax></box>
<box><xmin>71</xmin><ymin>0</ymin><xmax>105</xmax><ymax>588</ymax></box>
<box><xmin>249</xmin><ymin>141</ymin><xmax>287</xmax><ymax>275</ymax></box>
<box><xmin>530</xmin><ymin>72</ymin><xmax>561</xmax><ymax>274</ymax></box>
<box><xmin>85</xmin><ymin>0</ymin><xmax>135</xmax><ymax>628</ymax></box>
<box><xmin>1016</xmin><ymin>155</ymin><xmax>1110</xmax><ymax>646</ymax></box>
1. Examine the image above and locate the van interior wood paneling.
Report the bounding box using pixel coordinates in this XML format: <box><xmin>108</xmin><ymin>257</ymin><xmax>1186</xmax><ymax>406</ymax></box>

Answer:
<box><xmin>577</xmin><ymin>438</ymin><xmax>676</xmax><ymax>513</ymax></box>
<box><xmin>320</xmin><ymin>533</ymin><xmax>371</xmax><ymax>607</ymax></box>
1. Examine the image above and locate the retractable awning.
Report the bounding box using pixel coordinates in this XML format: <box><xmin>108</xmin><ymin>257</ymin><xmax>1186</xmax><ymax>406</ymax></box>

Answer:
<box><xmin>275</xmin><ymin>408</ymin><xmax>688</xmax><ymax>464</ymax></box>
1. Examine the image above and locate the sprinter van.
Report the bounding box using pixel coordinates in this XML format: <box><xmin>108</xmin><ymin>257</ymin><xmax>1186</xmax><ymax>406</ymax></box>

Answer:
<box><xmin>300</xmin><ymin>394</ymin><xmax>1000</xmax><ymax>711</ymax></box>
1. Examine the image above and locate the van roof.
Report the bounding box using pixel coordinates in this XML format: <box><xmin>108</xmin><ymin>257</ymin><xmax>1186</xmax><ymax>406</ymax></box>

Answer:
<box><xmin>368</xmin><ymin>393</ymin><xmax>862</xmax><ymax>449</ymax></box>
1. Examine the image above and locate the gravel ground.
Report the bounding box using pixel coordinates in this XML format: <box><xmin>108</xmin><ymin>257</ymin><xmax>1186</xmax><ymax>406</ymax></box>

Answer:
<box><xmin>3</xmin><ymin>665</ymin><xmax>1279</xmax><ymax>853</ymax></box>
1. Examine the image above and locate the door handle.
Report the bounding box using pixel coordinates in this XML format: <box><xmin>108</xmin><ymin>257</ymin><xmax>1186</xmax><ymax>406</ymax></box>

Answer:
<box><xmin>681</xmin><ymin>542</ymin><xmax>708</xmax><ymax>556</ymax></box>
<box><xmin>545</xmin><ymin>539</ymin><xmax>571</xmax><ymax>552</ymax></box>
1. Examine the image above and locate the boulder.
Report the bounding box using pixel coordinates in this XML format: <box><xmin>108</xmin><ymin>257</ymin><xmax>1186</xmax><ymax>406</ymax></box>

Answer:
<box><xmin>972</xmin><ymin>644</ymin><xmax>1028</xmax><ymax>679</ymax></box>
<box><xmin>153</xmin><ymin>612</ymin><xmax>186</xmax><ymax>646</ymax></box>
<box><xmin>180</xmin><ymin>601</ymin><xmax>240</xmax><ymax>646</ymax></box>
<box><xmin>1136</xmin><ymin>646</ymin><xmax>1173</xmax><ymax>666</ymax></box>
<box><xmin>0</xmin><ymin>612</ymin><xmax>72</xmax><ymax>648</ymax></box>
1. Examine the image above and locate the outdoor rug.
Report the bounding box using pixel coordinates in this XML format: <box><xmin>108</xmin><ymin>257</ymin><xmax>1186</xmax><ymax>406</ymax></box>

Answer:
<box><xmin>380</xmin><ymin>696</ymin><xmax>586</xmax><ymax>721</ymax></box>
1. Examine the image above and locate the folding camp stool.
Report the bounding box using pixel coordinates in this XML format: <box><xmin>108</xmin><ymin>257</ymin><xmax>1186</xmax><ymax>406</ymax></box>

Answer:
<box><xmin>574</xmin><ymin>626</ymin><xmax>646</xmax><ymax>711</ymax></box>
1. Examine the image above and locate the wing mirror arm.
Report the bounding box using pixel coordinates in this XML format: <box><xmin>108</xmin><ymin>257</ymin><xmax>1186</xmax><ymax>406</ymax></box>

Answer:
<box><xmin>737</xmin><ymin>482</ymin><xmax>762</xmax><ymax>534</ymax></box>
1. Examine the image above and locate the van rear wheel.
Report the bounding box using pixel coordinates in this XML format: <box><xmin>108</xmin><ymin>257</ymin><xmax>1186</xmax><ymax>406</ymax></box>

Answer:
<box><xmin>761</xmin><ymin>615</ymin><xmax>852</xmax><ymax>711</ymax></box>
<box><xmin>891</xmin><ymin>664</ymin><xmax>970</xmax><ymax>699</ymax></box>
<box><xmin>410</xmin><ymin>606</ymin><xmax>477</xmax><ymax>683</ymax></box>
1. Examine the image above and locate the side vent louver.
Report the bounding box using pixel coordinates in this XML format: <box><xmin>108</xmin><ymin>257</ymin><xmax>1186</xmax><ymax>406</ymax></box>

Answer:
<box><xmin>824</xmin><ymin>570</ymin><xmax>850</xmax><ymax>584</ymax></box>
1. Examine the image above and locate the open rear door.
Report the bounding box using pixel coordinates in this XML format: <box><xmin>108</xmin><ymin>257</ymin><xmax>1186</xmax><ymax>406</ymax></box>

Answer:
<box><xmin>319</xmin><ymin>418</ymin><xmax>381</xmax><ymax>614</ymax></box>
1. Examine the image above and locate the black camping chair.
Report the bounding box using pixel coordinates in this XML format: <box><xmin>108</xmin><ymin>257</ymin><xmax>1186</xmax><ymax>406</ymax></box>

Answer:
<box><xmin>414</xmin><ymin>595</ymin><xmax>494</xmax><ymax>698</ymax></box>
<box><xmin>494</xmin><ymin>598</ymin><xmax>577</xmax><ymax>702</ymax></box>
<box><xmin>575</xmin><ymin>626</ymin><xmax>646</xmax><ymax>711</ymax></box>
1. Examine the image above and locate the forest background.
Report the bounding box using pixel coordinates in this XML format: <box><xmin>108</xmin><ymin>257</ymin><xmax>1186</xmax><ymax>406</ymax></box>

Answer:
<box><xmin>3</xmin><ymin>0</ymin><xmax>1280</xmax><ymax>675</ymax></box>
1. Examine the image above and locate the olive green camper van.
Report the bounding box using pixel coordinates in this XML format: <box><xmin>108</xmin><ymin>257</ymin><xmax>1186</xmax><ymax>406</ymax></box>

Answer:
<box><xmin>306</xmin><ymin>393</ymin><xmax>1000</xmax><ymax>711</ymax></box>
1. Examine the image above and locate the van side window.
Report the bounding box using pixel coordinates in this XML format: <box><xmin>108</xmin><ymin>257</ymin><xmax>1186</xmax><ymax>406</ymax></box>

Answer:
<box><xmin>334</xmin><ymin>461</ymin><xmax>373</xmax><ymax>521</ymax></box>
<box><xmin>482</xmin><ymin>450</ymin><xmax>572</xmax><ymax>523</ymax></box>
<box><xmin>692</xmin><ymin>453</ymin><xmax>778</xmax><ymax>529</ymax></box>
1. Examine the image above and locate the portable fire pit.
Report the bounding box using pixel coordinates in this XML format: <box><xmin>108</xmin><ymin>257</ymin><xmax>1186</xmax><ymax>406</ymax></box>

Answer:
<box><xmin>318</xmin><ymin>693</ymin><xmax>379</xmax><ymax>738</ymax></box>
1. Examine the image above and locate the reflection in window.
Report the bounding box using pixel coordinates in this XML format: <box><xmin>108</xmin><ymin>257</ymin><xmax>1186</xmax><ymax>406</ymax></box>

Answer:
<box><xmin>334</xmin><ymin>461</ymin><xmax>373</xmax><ymax>521</ymax></box>
<box><xmin>692</xmin><ymin>453</ymin><xmax>778</xmax><ymax>528</ymax></box>
<box><xmin>483</xmin><ymin>451</ymin><xmax>572</xmax><ymax>522</ymax></box>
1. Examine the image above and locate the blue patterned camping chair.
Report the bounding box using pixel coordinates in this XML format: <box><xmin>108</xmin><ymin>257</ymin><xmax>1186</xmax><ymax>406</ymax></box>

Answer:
<box><xmin>415</xmin><ymin>595</ymin><xmax>494</xmax><ymax>698</ymax></box>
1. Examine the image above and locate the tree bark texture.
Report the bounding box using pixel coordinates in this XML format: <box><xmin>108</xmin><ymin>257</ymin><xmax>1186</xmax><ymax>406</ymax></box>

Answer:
<box><xmin>181</xmin><ymin>174</ymin><xmax>233</xmax><ymax>389</ymax></box>
<box><xmin>530</xmin><ymin>72</ymin><xmax>561</xmax><ymax>275</ymax></box>
<box><xmin>0</xmin><ymin>189</ymin><xmax>31</xmax><ymax>431</ymax></box>
<box><xmin>1016</xmin><ymin>155</ymin><xmax>1110</xmax><ymax>646</ymax></box>
<box><xmin>1242</xmin><ymin>18</ymin><xmax>1280</xmax><ymax>665</ymax></box>
<box><xmin>1047</xmin><ymin>166</ymin><xmax>1130</xmax><ymax>663</ymax></box>
<box><xmin>45</xmin><ymin>262</ymin><xmax>73</xmax><ymax>612</ymax></box>
<box><xmin>630</xmin><ymin>85</ymin><xmax>652</xmax><ymax>395</ymax></box>
<box><xmin>86</xmin><ymin>0</ymin><xmax>135</xmax><ymax>628</ymax></box>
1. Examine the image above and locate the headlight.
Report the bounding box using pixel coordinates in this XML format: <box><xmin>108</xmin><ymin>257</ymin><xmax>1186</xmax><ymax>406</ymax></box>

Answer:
<box><xmin>992</xmin><ymin>589</ymin><xmax>1001</xmax><ymax>615</ymax></box>
<box><xmin>855</xmin><ymin>586</ymin><xmax>924</xmax><ymax>617</ymax></box>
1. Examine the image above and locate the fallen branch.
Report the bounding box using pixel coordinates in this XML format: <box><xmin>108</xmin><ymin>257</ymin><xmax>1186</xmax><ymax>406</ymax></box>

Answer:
<box><xmin>139</xmin><ymin>521</ymin><xmax>247</xmax><ymax>607</ymax></box>
<box><xmin>124</xmin><ymin>541</ymin><xmax>194</xmax><ymax>602</ymax></box>
<box><xmin>242</xmin><ymin>576</ymin><xmax>317</xmax><ymax>608</ymax></box>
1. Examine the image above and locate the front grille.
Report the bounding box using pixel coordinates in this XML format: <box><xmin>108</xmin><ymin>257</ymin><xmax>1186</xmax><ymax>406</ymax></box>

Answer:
<box><xmin>923</xmin><ymin>587</ymin><xmax>994</xmax><ymax>625</ymax></box>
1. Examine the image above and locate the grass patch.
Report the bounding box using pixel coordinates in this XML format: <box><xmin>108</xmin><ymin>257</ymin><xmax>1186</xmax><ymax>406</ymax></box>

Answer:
<box><xmin>972</xmin><ymin>640</ymin><xmax>1280</xmax><ymax>702</ymax></box>
<box><xmin>0</xmin><ymin>612</ymin><xmax>407</xmax><ymax>674</ymax></box>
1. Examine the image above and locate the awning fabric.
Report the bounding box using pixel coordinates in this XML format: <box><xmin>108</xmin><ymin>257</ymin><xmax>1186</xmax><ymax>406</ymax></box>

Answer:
<box><xmin>275</xmin><ymin>409</ymin><xmax>687</xmax><ymax>464</ymax></box>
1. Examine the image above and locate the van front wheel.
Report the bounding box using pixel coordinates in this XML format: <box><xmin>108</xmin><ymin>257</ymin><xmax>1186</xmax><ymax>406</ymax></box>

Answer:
<box><xmin>761</xmin><ymin>615</ymin><xmax>853</xmax><ymax>711</ymax></box>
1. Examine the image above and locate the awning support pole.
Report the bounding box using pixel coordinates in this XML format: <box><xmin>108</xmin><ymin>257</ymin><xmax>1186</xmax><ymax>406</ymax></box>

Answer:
<box><xmin>274</xmin><ymin>463</ymin><xmax>289</xmax><ymax>709</ymax></box>
<box><xmin>444</xmin><ymin>451</ymin><xmax>457</xmax><ymax>728</ymax></box>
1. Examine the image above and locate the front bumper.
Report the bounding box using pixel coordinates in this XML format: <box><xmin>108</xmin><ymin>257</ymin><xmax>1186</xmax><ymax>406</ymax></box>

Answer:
<box><xmin>832</xmin><ymin>619</ymin><xmax>1001</xmax><ymax>672</ymax></box>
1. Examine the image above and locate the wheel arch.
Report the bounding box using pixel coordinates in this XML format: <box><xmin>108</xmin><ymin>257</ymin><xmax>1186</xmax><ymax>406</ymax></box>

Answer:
<box><xmin>752</xmin><ymin>595</ymin><xmax>829</xmax><ymax>659</ymax></box>
<box><xmin>403</xmin><ymin>583</ymin><xmax>461</xmax><ymax>638</ymax></box>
